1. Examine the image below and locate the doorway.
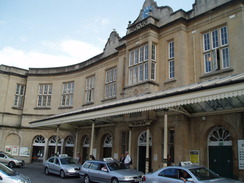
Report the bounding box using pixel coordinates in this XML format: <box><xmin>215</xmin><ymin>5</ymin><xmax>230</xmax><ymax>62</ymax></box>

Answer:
<box><xmin>208</xmin><ymin>127</ymin><xmax>233</xmax><ymax>178</ymax></box>
<box><xmin>138</xmin><ymin>131</ymin><xmax>152</xmax><ymax>173</ymax></box>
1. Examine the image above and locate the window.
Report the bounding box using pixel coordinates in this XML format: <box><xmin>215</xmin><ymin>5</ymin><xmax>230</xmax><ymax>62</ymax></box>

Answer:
<box><xmin>105</xmin><ymin>68</ymin><xmax>117</xmax><ymax>99</ymax></box>
<box><xmin>37</xmin><ymin>84</ymin><xmax>52</xmax><ymax>107</ymax></box>
<box><xmin>85</xmin><ymin>76</ymin><xmax>95</xmax><ymax>103</ymax></box>
<box><xmin>159</xmin><ymin>168</ymin><xmax>178</xmax><ymax>179</ymax></box>
<box><xmin>128</xmin><ymin>43</ymin><xmax>156</xmax><ymax>85</ymax></box>
<box><xmin>203</xmin><ymin>26</ymin><xmax>230</xmax><ymax>73</ymax></box>
<box><xmin>13</xmin><ymin>84</ymin><xmax>25</xmax><ymax>108</ymax></box>
<box><xmin>61</xmin><ymin>82</ymin><xmax>74</xmax><ymax>107</ymax></box>
<box><xmin>168</xmin><ymin>41</ymin><xmax>175</xmax><ymax>79</ymax></box>
<box><xmin>121</xmin><ymin>132</ymin><xmax>129</xmax><ymax>155</ymax></box>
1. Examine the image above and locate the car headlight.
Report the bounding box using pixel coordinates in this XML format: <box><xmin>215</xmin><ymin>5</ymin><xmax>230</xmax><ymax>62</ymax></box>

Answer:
<box><xmin>123</xmin><ymin>176</ymin><xmax>134</xmax><ymax>181</ymax></box>
<box><xmin>67</xmin><ymin>168</ymin><xmax>76</xmax><ymax>173</ymax></box>
<box><xmin>16</xmin><ymin>180</ymin><xmax>25</xmax><ymax>183</ymax></box>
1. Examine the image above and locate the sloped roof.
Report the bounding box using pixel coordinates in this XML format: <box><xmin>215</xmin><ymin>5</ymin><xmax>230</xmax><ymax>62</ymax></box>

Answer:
<box><xmin>30</xmin><ymin>73</ymin><xmax>244</xmax><ymax>128</ymax></box>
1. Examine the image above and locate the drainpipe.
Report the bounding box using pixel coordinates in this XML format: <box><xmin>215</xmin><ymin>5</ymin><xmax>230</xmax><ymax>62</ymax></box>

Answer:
<box><xmin>90</xmin><ymin>123</ymin><xmax>95</xmax><ymax>159</ymax></box>
<box><xmin>163</xmin><ymin>109</ymin><xmax>169</xmax><ymax>167</ymax></box>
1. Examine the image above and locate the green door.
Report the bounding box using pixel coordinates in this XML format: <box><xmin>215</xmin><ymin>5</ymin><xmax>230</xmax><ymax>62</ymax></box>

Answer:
<box><xmin>209</xmin><ymin>146</ymin><xmax>233</xmax><ymax>178</ymax></box>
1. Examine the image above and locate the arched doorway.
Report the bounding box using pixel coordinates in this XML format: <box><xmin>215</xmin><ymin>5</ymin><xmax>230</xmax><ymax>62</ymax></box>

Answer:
<box><xmin>103</xmin><ymin>134</ymin><xmax>112</xmax><ymax>158</ymax></box>
<box><xmin>82</xmin><ymin>136</ymin><xmax>90</xmax><ymax>163</ymax></box>
<box><xmin>138</xmin><ymin>131</ymin><xmax>152</xmax><ymax>173</ymax></box>
<box><xmin>32</xmin><ymin>135</ymin><xmax>45</xmax><ymax>162</ymax></box>
<box><xmin>48</xmin><ymin>136</ymin><xmax>61</xmax><ymax>157</ymax></box>
<box><xmin>208</xmin><ymin>126</ymin><xmax>233</xmax><ymax>178</ymax></box>
<box><xmin>64</xmin><ymin>136</ymin><xmax>74</xmax><ymax>157</ymax></box>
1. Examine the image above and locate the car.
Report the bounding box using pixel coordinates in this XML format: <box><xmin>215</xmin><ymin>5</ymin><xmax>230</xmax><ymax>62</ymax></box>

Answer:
<box><xmin>0</xmin><ymin>151</ymin><xmax>25</xmax><ymax>168</ymax></box>
<box><xmin>43</xmin><ymin>154</ymin><xmax>81</xmax><ymax>178</ymax></box>
<box><xmin>143</xmin><ymin>163</ymin><xmax>244</xmax><ymax>183</ymax></box>
<box><xmin>0</xmin><ymin>162</ymin><xmax>31</xmax><ymax>183</ymax></box>
<box><xmin>79</xmin><ymin>158</ymin><xmax>144</xmax><ymax>183</ymax></box>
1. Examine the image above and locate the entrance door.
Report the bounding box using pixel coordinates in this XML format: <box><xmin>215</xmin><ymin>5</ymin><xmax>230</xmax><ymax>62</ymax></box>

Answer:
<box><xmin>208</xmin><ymin>127</ymin><xmax>233</xmax><ymax>178</ymax></box>
<box><xmin>209</xmin><ymin>146</ymin><xmax>233</xmax><ymax>178</ymax></box>
<box><xmin>138</xmin><ymin>146</ymin><xmax>151</xmax><ymax>173</ymax></box>
<box><xmin>138</xmin><ymin>131</ymin><xmax>152</xmax><ymax>173</ymax></box>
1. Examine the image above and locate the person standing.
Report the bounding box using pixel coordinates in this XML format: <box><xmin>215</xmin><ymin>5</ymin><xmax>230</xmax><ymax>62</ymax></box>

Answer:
<box><xmin>124</xmin><ymin>151</ymin><xmax>132</xmax><ymax>168</ymax></box>
<box><xmin>120</xmin><ymin>154</ymin><xmax>125</xmax><ymax>164</ymax></box>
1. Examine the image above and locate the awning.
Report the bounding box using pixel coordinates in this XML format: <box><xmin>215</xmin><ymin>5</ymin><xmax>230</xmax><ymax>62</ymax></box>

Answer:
<box><xmin>30</xmin><ymin>73</ymin><xmax>244</xmax><ymax>128</ymax></box>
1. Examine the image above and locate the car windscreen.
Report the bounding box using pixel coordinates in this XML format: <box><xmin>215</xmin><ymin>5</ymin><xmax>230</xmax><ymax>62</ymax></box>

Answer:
<box><xmin>60</xmin><ymin>158</ymin><xmax>77</xmax><ymax>165</ymax></box>
<box><xmin>0</xmin><ymin>164</ymin><xmax>16</xmax><ymax>176</ymax></box>
<box><xmin>107</xmin><ymin>162</ymin><xmax>128</xmax><ymax>171</ymax></box>
<box><xmin>189</xmin><ymin>167</ymin><xmax>220</xmax><ymax>181</ymax></box>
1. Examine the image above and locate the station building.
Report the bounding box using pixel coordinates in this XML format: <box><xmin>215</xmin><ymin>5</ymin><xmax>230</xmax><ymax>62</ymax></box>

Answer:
<box><xmin>0</xmin><ymin>0</ymin><xmax>244</xmax><ymax>180</ymax></box>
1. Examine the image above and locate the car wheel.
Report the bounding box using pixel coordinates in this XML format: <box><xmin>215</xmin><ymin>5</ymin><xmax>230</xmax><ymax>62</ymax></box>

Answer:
<box><xmin>60</xmin><ymin>170</ymin><xmax>65</xmax><ymax>178</ymax></box>
<box><xmin>44</xmin><ymin>167</ymin><xmax>49</xmax><ymax>175</ymax></box>
<box><xmin>111</xmin><ymin>178</ymin><xmax>119</xmax><ymax>183</ymax></box>
<box><xmin>8</xmin><ymin>161</ymin><xmax>15</xmax><ymax>168</ymax></box>
<box><xmin>84</xmin><ymin>175</ymin><xmax>90</xmax><ymax>183</ymax></box>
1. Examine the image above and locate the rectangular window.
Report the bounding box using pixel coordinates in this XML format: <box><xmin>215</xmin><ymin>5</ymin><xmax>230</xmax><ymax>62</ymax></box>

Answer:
<box><xmin>128</xmin><ymin>44</ymin><xmax>151</xmax><ymax>85</ymax></box>
<box><xmin>151</xmin><ymin>62</ymin><xmax>156</xmax><ymax>80</ymax></box>
<box><xmin>168</xmin><ymin>41</ymin><xmax>175</xmax><ymax>79</ymax></box>
<box><xmin>61</xmin><ymin>82</ymin><xmax>74</xmax><ymax>107</ymax></box>
<box><xmin>203</xmin><ymin>26</ymin><xmax>230</xmax><ymax>73</ymax></box>
<box><xmin>169</xmin><ymin>60</ymin><xmax>175</xmax><ymax>79</ymax></box>
<box><xmin>121</xmin><ymin>132</ymin><xmax>129</xmax><ymax>155</ymax></box>
<box><xmin>105</xmin><ymin>67</ymin><xmax>117</xmax><ymax>99</ymax></box>
<box><xmin>152</xmin><ymin>44</ymin><xmax>156</xmax><ymax>61</ymax></box>
<box><xmin>13</xmin><ymin>84</ymin><xmax>25</xmax><ymax>108</ymax></box>
<box><xmin>85</xmin><ymin>76</ymin><xmax>95</xmax><ymax>103</ymax></box>
<box><xmin>37</xmin><ymin>84</ymin><xmax>52</xmax><ymax>107</ymax></box>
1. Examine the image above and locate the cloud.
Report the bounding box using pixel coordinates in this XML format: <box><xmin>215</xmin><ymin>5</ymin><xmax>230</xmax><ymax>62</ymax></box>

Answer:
<box><xmin>0</xmin><ymin>40</ymin><xmax>103</xmax><ymax>69</ymax></box>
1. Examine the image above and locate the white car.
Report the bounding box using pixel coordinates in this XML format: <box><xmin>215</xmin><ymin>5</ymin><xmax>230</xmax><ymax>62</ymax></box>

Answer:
<box><xmin>143</xmin><ymin>165</ymin><xmax>243</xmax><ymax>183</ymax></box>
<box><xmin>0</xmin><ymin>151</ymin><xmax>25</xmax><ymax>168</ymax></box>
<box><xmin>43</xmin><ymin>155</ymin><xmax>81</xmax><ymax>178</ymax></box>
<box><xmin>0</xmin><ymin>163</ymin><xmax>31</xmax><ymax>183</ymax></box>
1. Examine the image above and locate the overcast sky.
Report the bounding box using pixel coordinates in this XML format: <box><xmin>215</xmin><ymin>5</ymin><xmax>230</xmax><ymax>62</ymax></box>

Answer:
<box><xmin>0</xmin><ymin>0</ymin><xmax>195</xmax><ymax>69</ymax></box>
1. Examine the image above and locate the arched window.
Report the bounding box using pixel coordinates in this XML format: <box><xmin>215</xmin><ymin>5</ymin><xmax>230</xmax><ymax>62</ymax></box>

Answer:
<box><xmin>103</xmin><ymin>135</ymin><xmax>112</xmax><ymax>147</ymax></box>
<box><xmin>65</xmin><ymin>136</ymin><xmax>74</xmax><ymax>147</ymax></box>
<box><xmin>33</xmin><ymin>135</ymin><xmax>45</xmax><ymax>146</ymax></box>
<box><xmin>138</xmin><ymin>131</ymin><xmax>152</xmax><ymax>146</ymax></box>
<box><xmin>83</xmin><ymin>136</ymin><xmax>90</xmax><ymax>147</ymax></box>
<box><xmin>49</xmin><ymin>136</ymin><xmax>61</xmax><ymax>146</ymax></box>
<box><xmin>208</xmin><ymin>127</ymin><xmax>232</xmax><ymax>146</ymax></box>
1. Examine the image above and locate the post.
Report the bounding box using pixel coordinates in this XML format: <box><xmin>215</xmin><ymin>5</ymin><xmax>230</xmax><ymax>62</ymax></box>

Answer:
<box><xmin>89</xmin><ymin>123</ymin><xmax>95</xmax><ymax>159</ymax></box>
<box><xmin>145</xmin><ymin>126</ymin><xmax>150</xmax><ymax>173</ymax></box>
<box><xmin>55</xmin><ymin>125</ymin><xmax>60</xmax><ymax>155</ymax></box>
<box><xmin>163</xmin><ymin>109</ymin><xmax>169</xmax><ymax>167</ymax></box>
<box><xmin>128</xmin><ymin>128</ymin><xmax>132</xmax><ymax>155</ymax></box>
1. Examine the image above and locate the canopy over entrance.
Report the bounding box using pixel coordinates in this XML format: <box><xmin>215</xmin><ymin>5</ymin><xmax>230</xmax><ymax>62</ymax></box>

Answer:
<box><xmin>30</xmin><ymin>73</ymin><xmax>244</xmax><ymax>130</ymax></box>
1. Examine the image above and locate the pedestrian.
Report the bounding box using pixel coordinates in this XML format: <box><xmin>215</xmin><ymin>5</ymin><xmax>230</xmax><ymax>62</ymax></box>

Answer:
<box><xmin>75</xmin><ymin>153</ymin><xmax>81</xmax><ymax>163</ymax></box>
<box><xmin>124</xmin><ymin>151</ymin><xmax>132</xmax><ymax>168</ymax></box>
<box><xmin>120</xmin><ymin>153</ymin><xmax>125</xmax><ymax>164</ymax></box>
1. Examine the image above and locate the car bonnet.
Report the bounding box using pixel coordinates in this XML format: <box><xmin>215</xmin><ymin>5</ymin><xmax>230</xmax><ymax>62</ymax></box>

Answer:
<box><xmin>112</xmin><ymin>169</ymin><xmax>143</xmax><ymax>176</ymax></box>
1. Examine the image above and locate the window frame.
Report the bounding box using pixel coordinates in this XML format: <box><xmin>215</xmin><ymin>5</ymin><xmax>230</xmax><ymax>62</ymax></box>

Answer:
<box><xmin>85</xmin><ymin>75</ymin><xmax>95</xmax><ymax>103</ymax></box>
<box><xmin>13</xmin><ymin>84</ymin><xmax>25</xmax><ymax>108</ymax></box>
<box><xmin>37</xmin><ymin>84</ymin><xmax>52</xmax><ymax>108</ymax></box>
<box><xmin>61</xmin><ymin>81</ymin><xmax>74</xmax><ymax>107</ymax></box>
<box><xmin>168</xmin><ymin>41</ymin><xmax>175</xmax><ymax>79</ymax></box>
<box><xmin>105</xmin><ymin>67</ymin><xmax>117</xmax><ymax>99</ymax></box>
<box><xmin>203</xmin><ymin>26</ymin><xmax>230</xmax><ymax>74</ymax></box>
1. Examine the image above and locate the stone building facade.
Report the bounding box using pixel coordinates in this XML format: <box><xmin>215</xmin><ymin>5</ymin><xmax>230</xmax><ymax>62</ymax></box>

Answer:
<box><xmin>0</xmin><ymin>0</ymin><xmax>244</xmax><ymax>180</ymax></box>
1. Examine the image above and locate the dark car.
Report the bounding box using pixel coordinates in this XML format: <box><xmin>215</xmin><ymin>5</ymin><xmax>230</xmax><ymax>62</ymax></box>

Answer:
<box><xmin>79</xmin><ymin>158</ymin><xmax>144</xmax><ymax>183</ymax></box>
<box><xmin>43</xmin><ymin>154</ymin><xmax>80</xmax><ymax>178</ymax></box>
